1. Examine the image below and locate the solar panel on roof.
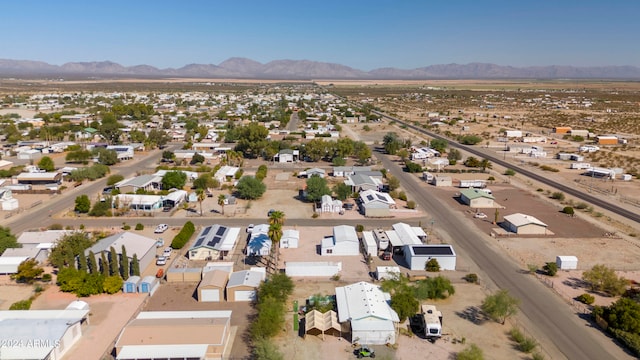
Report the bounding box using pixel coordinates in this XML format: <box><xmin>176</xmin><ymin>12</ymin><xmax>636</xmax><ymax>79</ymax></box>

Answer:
<box><xmin>194</xmin><ymin>237</ymin><xmax>206</xmax><ymax>247</ymax></box>
<box><xmin>201</xmin><ymin>226</ymin><xmax>212</xmax><ymax>236</ymax></box>
<box><xmin>367</xmin><ymin>195</ymin><xmax>374</xmax><ymax>201</ymax></box>
<box><xmin>376</xmin><ymin>194</ymin><xmax>386</xmax><ymax>201</ymax></box>
<box><xmin>216</xmin><ymin>226</ymin><xmax>226</xmax><ymax>236</ymax></box>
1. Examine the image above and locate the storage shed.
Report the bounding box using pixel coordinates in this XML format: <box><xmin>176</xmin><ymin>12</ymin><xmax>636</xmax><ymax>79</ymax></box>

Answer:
<box><xmin>226</xmin><ymin>270</ymin><xmax>264</xmax><ymax>302</ymax></box>
<box><xmin>166</xmin><ymin>267</ymin><xmax>202</xmax><ymax>283</ymax></box>
<box><xmin>376</xmin><ymin>266</ymin><xmax>401</xmax><ymax>280</ymax></box>
<box><xmin>503</xmin><ymin>213</ymin><xmax>549</xmax><ymax>235</ymax></box>
<box><xmin>361</xmin><ymin>231</ymin><xmax>378</xmax><ymax>257</ymax></box>
<box><xmin>404</xmin><ymin>245</ymin><xmax>457</xmax><ymax>271</ymax></box>
<box><xmin>138</xmin><ymin>276</ymin><xmax>159</xmax><ymax>295</ymax></box>
<box><xmin>280</xmin><ymin>229</ymin><xmax>300</xmax><ymax>249</ymax></box>
<box><xmin>285</xmin><ymin>262</ymin><xmax>342</xmax><ymax>277</ymax></box>
<box><xmin>556</xmin><ymin>256</ymin><xmax>578</xmax><ymax>270</ymax></box>
<box><xmin>198</xmin><ymin>270</ymin><xmax>229</xmax><ymax>302</ymax></box>
<box><xmin>123</xmin><ymin>276</ymin><xmax>141</xmax><ymax>293</ymax></box>
<box><xmin>459</xmin><ymin>188</ymin><xmax>495</xmax><ymax>208</ymax></box>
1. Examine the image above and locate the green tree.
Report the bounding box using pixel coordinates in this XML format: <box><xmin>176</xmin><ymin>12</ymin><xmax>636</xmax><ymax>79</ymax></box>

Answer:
<box><xmin>413</xmin><ymin>276</ymin><xmax>455</xmax><ymax>300</ymax></box>
<box><xmin>77</xmin><ymin>251</ymin><xmax>88</xmax><ymax>271</ymax></box>
<box><xmin>100</xmin><ymin>252</ymin><xmax>109</xmax><ymax>277</ymax></box>
<box><xmin>161</xmin><ymin>150</ymin><xmax>175</xmax><ymax>162</ymax></box>
<box><xmin>109</xmin><ymin>246</ymin><xmax>119</xmax><ymax>276</ymax></box>
<box><xmin>218</xmin><ymin>194</ymin><xmax>226</xmax><ymax>215</ymax></box>
<box><xmin>305</xmin><ymin>175</ymin><xmax>331</xmax><ymax>202</ymax></box>
<box><xmin>459</xmin><ymin>135</ymin><xmax>483</xmax><ymax>145</ymax></box>
<box><xmin>147</xmin><ymin>129</ymin><xmax>170</xmax><ymax>148</ymax></box>
<box><xmin>457</xmin><ymin>344</ymin><xmax>484</xmax><ymax>360</ymax></box>
<box><xmin>390</xmin><ymin>289</ymin><xmax>419</xmax><ymax>322</ymax></box>
<box><xmin>106</xmin><ymin>174</ymin><xmax>124</xmax><ymax>186</ymax></box>
<box><xmin>354</xmin><ymin>142</ymin><xmax>372</xmax><ymax>165</ymax></box>
<box><xmin>253</xmin><ymin>338</ymin><xmax>284</xmax><ymax>360</ymax></box>
<box><xmin>120</xmin><ymin>245</ymin><xmax>129</xmax><ymax>279</ymax></box>
<box><xmin>251</xmin><ymin>295</ymin><xmax>285</xmax><ymax>339</ymax></box>
<box><xmin>481</xmin><ymin>289</ymin><xmax>520</xmax><ymax>325</ymax></box>
<box><xmin>397</xmin><ymin>148</ymin><xmax>409</xmax><ymax>163</ymax></box>
<box><xmin>464</xmin><ymin>156</ymin><xmax>481</xmax><ymax>167</ymax></box>
<box><xmin>448</xmin><ymin>148</ymin><xmax>462</xmax><ymax>164</ymax></box>
<box><xmin>480</xmin><ymin>159</ymin><xmax>492</xmax><ymax>171</ymax></box>
<box><xmin>131</xmin><ymin>254</ymin><xmax>140</xmax><ymax>276</ymax></box>
<box><xmin>11</xmin><ymin>258</ymin><xmax>44</xmax><ymax>284</ymax></box>
<box><xmin>331</xmin><ymin>156</ymin><xmax>346</xmax><ymax>166</ymax></box>
<box><xmin>543</xmin><ymin>262</ymin><xmax>558</xmax><ymax>276</ymax></box>
<box><xmin>333</xmin><ymin>183</ymin><xmax>352</xmax><ymax>201</ymax></box>
<box><xmin>49</xmin><ymin>232</ymin><xmax>91</xmax><ymax>268</ymax></box>
<box><xmin>65</xmin><ymin>149</ymin><xmax>92</xmax><ymax>164</ymax></box>
<box><xmin>383</xmin><ymin>132</ymin><xmax>401</xmax><ymax>155</ymax></box>
<box><xmin>89</xmin><ymin>200</ymin><xmax>111</xmax><ymax>217</ymax></box>
<box><xmin>235</xmin><ymin>176</ymin><xmax>267</xmax><ymax>200</ymax></box>
<box><xmin>594</xmin><ymin>297</ymin><xmax>640</xmax><ymax>334</ymax></box>
<box><xmin>0</xmin><ymin>226</ymin><xmax>20</xmax><ymax>256</ymax></box>
<box><xmin>582</xmin><ymin>264</ymin><xmax>628</xmax><ymax>296</ymax></box>
<box><xmin>74</xmin><ymin>195</ymin><xmax>91</xmax><ymax>213</ymax></box>
<box><xmin>425</xmin><ymin>258</ymin><xmax>440</xmax><ymax>272</ymax></box>
<box><xmin>193</xmin><ymin>173</ymin><xmax>219</xmax><ymax>190</ymax></box>
<box><xmin>161</xmin><ymin>171</ymin><xmax>187</xmax><ymax>190</ymax></box>
<box><xmin>234</xmin><ymin>122</ymin><xmax>269</xmax><ymax>158</ymax></box>
<box><xmin>94</xmin><ymin>148</ymin><xmax>119</xmax><ymax>165</ymax></box>
<box><xmin>88</xmin><ymin>251</ymin><xmax>98</xmax><ymax>274</ymax></box>
<box><xmin>197</xmin><ymin>189</ymin><xmax>206</xmax><ymax>216</ymax></box>
<box><xmin>405</xmin><ymin>161</ymin><xmax>422</xmax><ymax>173</ymax></box>
<box><xmin>504</xmin><ymin>169</ymin><xmax>516</xmax><ymax>176</ymax></box>
<box><xmin>430</xmin><ymin>139</ymin><xmax>448</xmax><ymax>153</ymax></box>
<box><xmin>387</xmin><ymin>175</ymin><xmax>400</xmax><ymax>191</ymax></box>
<box><xmin>103</xmin><ymin>275</ymin><xmax>123</xmax><ymax>294</ymax></box>
<box><xmin>258</xmin><ymin>272</ymin><xmax>294</xmax><ymax>301</ymax></box>
<box><xmin>38</xmin><ymin>156</ymin><xmax>55</xmax><ymax>172</ymax></box>
<box><xmin>190</xmin><ymin>152</ymin><xmax>205</xmax><ymax>165</ymax></box>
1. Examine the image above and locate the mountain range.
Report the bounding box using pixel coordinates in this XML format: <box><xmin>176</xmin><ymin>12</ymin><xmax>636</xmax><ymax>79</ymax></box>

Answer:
<box><xmin>1</xmin><ymin>57</ymin><xmax>640</xmax><ymax>80</ymax></box>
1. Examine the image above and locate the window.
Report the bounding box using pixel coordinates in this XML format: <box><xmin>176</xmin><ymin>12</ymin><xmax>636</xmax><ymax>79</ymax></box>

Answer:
<box><xmin>326</xmin><ymin>249</ymin><xmax>333</xmax><ymax>254</ymax></box>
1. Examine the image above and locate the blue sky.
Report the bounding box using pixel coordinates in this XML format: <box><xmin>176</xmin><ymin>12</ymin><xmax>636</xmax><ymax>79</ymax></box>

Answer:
<box><xmin>1</xmin><ymin>1</ymin><xmax>638</xmax><ymax>70</ymax></box>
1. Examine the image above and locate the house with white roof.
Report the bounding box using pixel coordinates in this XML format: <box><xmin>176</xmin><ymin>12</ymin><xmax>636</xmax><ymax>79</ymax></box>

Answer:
<box><xmin>115</xmin><ymin>310</ymin><xmax>232</xmax><ymax>360</ymax></box>
<box><xmin>335</xmin><ymin>281</ymin><xmax>399</xmax><ymax>345</ymax></box>
<box><xmin>214</xmin><ymin>166</ymin><xmax>240</xmax><ymax>183</ymax></box>
<box><xmin>0</xmin><ymin>187</ymin><xmax>19</xmax><ymax>210</ymax></box>
<box><xmin>114</xmin><ymin>194</ymin><xmax>164</xmax><ymax>211</ymax></box>
<box><xmin>115</xmin><ymin>174</ymin><xmax>162</xmax><ymax>193</ymax></box>
<box><xmin>321</xmin><ymin>225</ymin><xmax>359</xmax><ymax>256</ymax></box>
<box><xmin>359</xmin><ymin>189</ymin><xmax>396</xmax><ymax>217</ymax></box>
<box><xmin>188</xmin><ymin>224</ymin><xmax>241</xmax><ymax>260</ymax></box>
<box><xmin>503</xmin><ymin>213</ymin><xmax>549</xmax><ymax>235</ymax></box>
<box><xmin>280</xmin><ymin>229</ymin><xmax>300</xmax><ymax>249</ymax></box>
<box><xmin>84</xmin><ymin>232</ymin><xmax>157</xmax><ymax>276</ymax></box>
<box><xmin>0</xmin><ymin>308</ymin><xmax>89</xmax><ymax>360</ymax></box>
<box><xmin>345</xmin><ymin>174</ymin><xmax>382</xmax><ymax>192</ymax></box>
<box><xmin>246</xmin><ymin>224</ymin><xmax>272</xmax><ymax>256</ymax></box>
<box><xmin>320</xmin><ymin>194</ymin><xmax>342</xmax><ymax>213</ymax></box>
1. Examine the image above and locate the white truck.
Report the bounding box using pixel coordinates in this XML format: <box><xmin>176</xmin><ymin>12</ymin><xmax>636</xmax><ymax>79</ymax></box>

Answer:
<box><xmin>421</xmin><ymin>305</ymin><xmax>443</xmax><ymax>341</ymax></box>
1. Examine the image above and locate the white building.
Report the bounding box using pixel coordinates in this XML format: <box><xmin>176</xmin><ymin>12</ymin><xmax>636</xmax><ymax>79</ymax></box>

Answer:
<box><xmin>280</xmin><ymin>229</ymin><xmax>300</xmax><ymax>249</ymax></box>
<box><xmin>188</xmin><ymin>225</ymin><xmax>241</xmax><ymax>260</ymax></box>
<box><xmin>403</xmin><ymin>245</ymin><xmax>457</xmax><ymax>271</ymax></box>
<box><xmin>246</xmin><ymin>224</ymin><xmax>271</xmax><ymax>256</ymax></box>
<box><xmin>321</xmin><ymin>225</ymin><xmax>359</xmax><ymax>256</ymax></box>
<box><xmin>335</xmin><ymin>281</ymin><xmax>399</xmax><ymax>345</ymax></box>
<box><xmin>320</xmin><ymin>194</ymin><xmax>342</xmax><ymax>213</ymax></box>
<box><xmin>0</xmin><ymin>309</ymin><xmax>89</xmax><ymax>360</ymax></box>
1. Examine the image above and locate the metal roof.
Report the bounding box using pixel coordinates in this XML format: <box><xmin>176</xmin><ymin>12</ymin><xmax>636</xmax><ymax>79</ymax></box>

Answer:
<box><xmin>191</xmin><ymin>225</ymin><xmax>240</xmax><ymax>252</ymax></box>
<box><xmin>409</xmin><ymin>245</ymin><xmax>456</xmax><ymax>256</ymax></box>
<box><xmin>85</xmin><ymin>232</ymin><xmax>156</xmax><ymax>259</ymax></box>
<box><xmin>504</xmin><ymin>213</ymin><xmax>548</xmax><ymax>228</ymax></box>
<box><xmin>335</xmin><ymin>281</ymin><xmax>399</xmax><ymax>323</ymax></box>
<box><xmin>227</xmin><ymin>270</ymin><xmax>264</xmax><ymax>288</ymax></box>
<box><xmin>333</xmin><ymin>225</ymin><xmax>358</xmax><ymax>244</ymax></box>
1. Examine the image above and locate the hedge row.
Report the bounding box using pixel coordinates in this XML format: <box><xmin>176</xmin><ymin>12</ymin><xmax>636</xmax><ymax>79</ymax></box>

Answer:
<box><xmin>171</xmin><ymin>221</ymin><xmax>195</xmax><ymax>249</ymax></box>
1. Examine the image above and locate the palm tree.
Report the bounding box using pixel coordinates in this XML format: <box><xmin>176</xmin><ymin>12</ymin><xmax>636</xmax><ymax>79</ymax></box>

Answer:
<box><xmin>480</xmin><ymin>159</ymin><xmax>493</xmax><ymax>172</ymax></box>
<box><xmin>269</xmin><ymin>210</ymin><xmax>285</xmax><ymax>226</ymax></box>
<box><xmin>196</xmin><ymin>189</ymin><xmax>205</xmax><ymax>216</ymax></box>
<box><xmin>268</xmin><ymin>222</ymin><xmax>283</xmax><ymax>271</ymax></box>
<box><xmin>218</xmin><ymin>194</ymin><xmax>226</xmax><ymax>215</ymax></box>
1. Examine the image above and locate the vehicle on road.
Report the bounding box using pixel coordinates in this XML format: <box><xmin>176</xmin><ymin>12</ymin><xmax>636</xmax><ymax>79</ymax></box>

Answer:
<box><xmin>473</xmin><ymin>212</ymin><xmax>487</xmax><ymax>219</ymax></box>
<box><xmin>156</xmin><ymin>268</ymin><xmax>164</xmax><ymax>278</ymax></box>
<box><xmin>353</xmin><ymin>347</ymin><xmax>375</xmax><ymax>358</ymax></box>
<box><xmin>156</xmin><ymin>238</ymin><xmax>164</xmax><ymax>248</ymax></box>
<box><xmin>162</xmin><ymin>247</ymin><xmax>172</xmax><ymax>258</ymax></box>
<box><xmin>154</xmin><ymin>224</ymin><xmax>169</xmax><ymax>233</ymax></box>
<box><xmin>156</xmin><ymin>256</ymin><xmax>167</xmax><ymax>266</ymax></box>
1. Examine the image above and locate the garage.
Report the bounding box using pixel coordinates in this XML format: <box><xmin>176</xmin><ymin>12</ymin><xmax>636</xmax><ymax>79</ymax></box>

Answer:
<box><xmin>226</xmin><ymin>270</ymin><xmax>264</xmax><ymax>302</ymax></box>
<box><xmin>404</xmin><ymin>244</ymin><xmax>457</xmax><ymax>271</ymax></box>
<box><xmin>198</xmin><ymin>270</ymin><xmax>228</xmax><ymax>302</ymax></box>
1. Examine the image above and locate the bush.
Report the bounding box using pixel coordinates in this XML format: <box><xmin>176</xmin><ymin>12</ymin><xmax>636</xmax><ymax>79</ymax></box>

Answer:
<box><xmin>576</xmin><ymin>293</ymin><xmax>595</xmax><ymax>305</ymax></box>
<box><xmin>171</xmin><ymin>221</ymin><xmax>195</xmax><ymax>249</ymax></box>
<box><xmin>519</xmin><ymin>337</ymin><xmax>538</xmax><ymax>353</ymax></box>
<box><xmin>355</xmin><ymin>224</ymin><xmax>364</xmax><ymax>232</ymax></box>
<box><xmin>122</xmin><ymin>224</ymin><xmax>131</xmax><ymax>230</ymax></box>
<box><xmin>543</xmin><ymin>262</ymin><xmax>558</xmax><ymax>276</ymax></box>
<box><xmin>398</xmin><ymin>191</ymin><xmax>407</xmax><ymax>201</ymax></box>
<box><xmin>405</xmin><ymin>162</ymin><xmax>422</xmax><ymax>173</ymax></box>
<box><xmin>509</xmin><ymin>327</ymin><xmax>525</xmax><ymax>343</ymax></box>
<box><xmin>456</xmin><ymin>344</ymin><xmax>484</xmax><ymax>360</ymax></box>
<box><xmin>9</xmin><ymin>299</ymin><xmax>32</xmax><ymax>310</ymax></box>
<box><xmin>463</xmin><ymin>273</ymin><xmax>479</xmax><ymax>284</ymax></box>
<box><xmin>41</xmin><ymin>273</ymin><xmax>52</xmax><ymax>282</ymax></box>
<box><xmin>406</xmin><ymin>200</ymin><xmax>416</xmax><ymax>209</ymax></box>
<box><xmin>425</xmin><ymin>258</ymin><xmax>440</xmax><ymax>272</ymax></box>
<box><xmin>551</xmin><ymin>192</ymin><xmax>565</xmax><ymax>201</ymax></box>
<box><xmin>527</xmin><ymin>264</ymin><xmax>539</xmax><ymax>274</ymax></box>
<box><xmin>609</xmin><ymin>329</ymin><xmax>640</xmax><ymax>357</ymax></box>
<box><xmin>504</xmin><ymin>169</ymin><xmax>516</xmax><ymax>176</ymax></box>
<box><xmin>562</xmin><ymin>206</ymin><xmax>575</xmax><ymax>215</ymax></box>
<box><xmin>575</xmin><ymin>202</ymin><xmax>589</xmax><ymax>210</ymax></box>
<box><xmin>135</xmin><ymin>223</ymin><xmax>144</xmax><ymax>231</ymax></box>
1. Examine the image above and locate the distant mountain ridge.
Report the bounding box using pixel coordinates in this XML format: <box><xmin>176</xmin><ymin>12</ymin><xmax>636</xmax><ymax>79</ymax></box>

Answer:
<box><xmin>1</xmin><ymin>57</ymin><xmax>639</xmax><ymax>79</ymax></box>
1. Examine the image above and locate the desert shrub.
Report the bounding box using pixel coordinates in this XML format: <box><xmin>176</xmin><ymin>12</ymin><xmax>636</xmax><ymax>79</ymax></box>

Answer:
<box><xmin>504</xmin><ymin>169</ymin><xmax>516</xmax><ymax>176</ymax></box>
<box><xmin>551</xmin><ymin>192</ymin><xmax>565</xmax><ymax>201</ymax></box>
<box><xmin>425</xmin><ymin>258</ymin><xmax>440</xmax><ymax>272</ymax></box>
<box><xmin>562</xmin><ymin>206</ymin><xmax>575</xmax><ymax>215</ymax></box>
<box><xmin>509</xmin><ymin>327</ymin><xmax>525</xmax><ymax>343</ymax></box>
<box><xmin>122</xmin><ymin>224</ymin><xmax>131</xmax><ymax>230</ymax></box>
<box><xmin>398</xmin><ymin>191</ymin><xmax>407</xmax><ymax>201</ymax></box>
<box><xmin>355</xmin><ymin>224</ymin><xmax>364</xmax><ymax>232</ymax></box>
<box><xmin>609</xmin><ymin>329</ymin><xmax>640</xmax><ymax>357</ymax></box>
<box><xmin>41</xmin><ymin>273</ymin><xmax>52</xmax><ymax>282</ymax></box>
<box><xmin>543</xmin><ymin>262</ymin><xmax>558</xmax><ymax>276</ymax></box>
<box><xmin>519</xmin><ymin>337</ymin><xmax>538</xmax><ymax>353</ymax></box>
<box><xmin>527</xmin><ymin>264</ymin><xmax>539</xmax><ymax>274</ymax></box>
<box><xmin>9</xmin><ymin>299</ymin><xmax>32</xmax><ymax>310</ymax></box>
<box><xmin>406</xmin><ymin>200</ymin><xmax>416</xmax><ymax>209</ymax></box>
<box><xmin>540</xmin><ymin>165</ymin><xmax>559</xmax><ymax>172</ymax></box>
<box><xmin>536</xmin><ymin>188</ymin><xmax>544</xmax><ymax>192</ymax></box>
<box><xmin>463</xmin><ymin>273</ymin><xmax>478</xmax><ymax>284</ymax></box>
<box><xmin>135</xmin><ymin>223</ymin><xmax>144</xmax><ymax>231</ymax></box>
<box><xmin>576</xmin><ymin>293</ymin><xmax>595</xmax><ymax>305</ymax></box>
<box><xmin>575</xmin><ymin>202</ymin><xmax>589</xmax><ymax>210</ymax></box>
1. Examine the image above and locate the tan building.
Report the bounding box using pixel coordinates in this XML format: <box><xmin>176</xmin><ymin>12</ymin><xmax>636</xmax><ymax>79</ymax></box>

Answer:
<box><xmin>459</xmin><ymin>188</ymin><xmax>495</xmax><ymax>208</ymax></box>
<box><xmin>503</xmin><ymin>213</ymin><xmax>549</xmax><ymax>235</ymax></box>
<box><xmin>115</xmin><ymin>310</ymin><xmax>232</xmax><ymax>360</ymax></box>
<box><xmin>226</xmin><ymin>270</ymin><xmax>264</xmax><ymax>302</ymax></box>
<box><xmin>198</xmin><ymin>270</ymin><xmax>229</xmax><ymax>302</ymax></box>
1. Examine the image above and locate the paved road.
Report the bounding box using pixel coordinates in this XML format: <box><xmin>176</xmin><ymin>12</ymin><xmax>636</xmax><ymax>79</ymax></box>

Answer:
<box><xmin>375</xmin><ymin>150</ymin><xmax>628</xmax><ymax>359</ymax></box>
<box><xmin>373</xmin><ymin>110</ymin><xmax>640</xmax><ymax>225</ymax></box>
<box><xmin>2</xmin><ymin>145</ymin><xmax>179</xmax><ymax>234</ymax></box>
<box><xmin>286</xmin><ymin>111</ymin><xmax>300</xmax><ymax>131</ymax></box>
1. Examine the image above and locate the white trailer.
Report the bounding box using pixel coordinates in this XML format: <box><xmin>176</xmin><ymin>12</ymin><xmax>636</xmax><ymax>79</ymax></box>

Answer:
<box><xmin>373</xmin><ymin>229</ymin><xmax>389</xmax><ymax>252</ymax></box>
<box><xmin>361</xmin><ymin>231</ymin><xmax>378</xmax><ymax>257</ymax></box>
<box><xmin>570</xmin><ymin>163</ymin><xmax>591</xmax><ymax>170</ymax></box>
<box><xmin>421</xmin><ymin>304</ymin><xmax>443</xmax><ymax>341</ymax></box>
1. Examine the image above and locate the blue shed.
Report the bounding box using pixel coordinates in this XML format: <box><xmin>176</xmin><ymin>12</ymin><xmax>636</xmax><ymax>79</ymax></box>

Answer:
<box><xmin>123</xmin><ymin>275</ymin><xmax>141</xmax><ymax>293</ymax></box>
<box><xmin>138</xmin><ymin>275</ymin><xmax>159</xmax><ymax>295</ymax></box>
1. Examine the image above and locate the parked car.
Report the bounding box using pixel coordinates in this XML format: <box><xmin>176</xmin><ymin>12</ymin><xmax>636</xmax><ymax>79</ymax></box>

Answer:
<box><xmin>156</xmin><ymin>238</ymin><xmax>164</xmax><ymax>248</ymax></box>
<box><xmin>473</xmin><ymin>212</ymin><xmax>487</xmax><ymax>219</ymax></box>
<box><xmin>156</xmin><ymin>268</ymin><xmax>164</xmax><ymax>278</ymax></box>
<box><xmin>246</xmin><ymin>224</ymin><xmax>254</xmax><ymax>233</ymax></box>
<box><xmin>162</xmin><ymin>247</ymin><xmax>172</xmax><ymax>258</ymax></box>
<box><xmin>156</xmin><ymin>256</ymin><xmax>167</xmax><ymax>266</ymax></box>
<box><xmin>154</xmin><ymin>224</ymin><xmax>169</xmax><ymax>233</ymax></box>
<box><xmin>382</xmin><ymin>251</ymin><xmax>391</xmax><ymax>261</ymax></box>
